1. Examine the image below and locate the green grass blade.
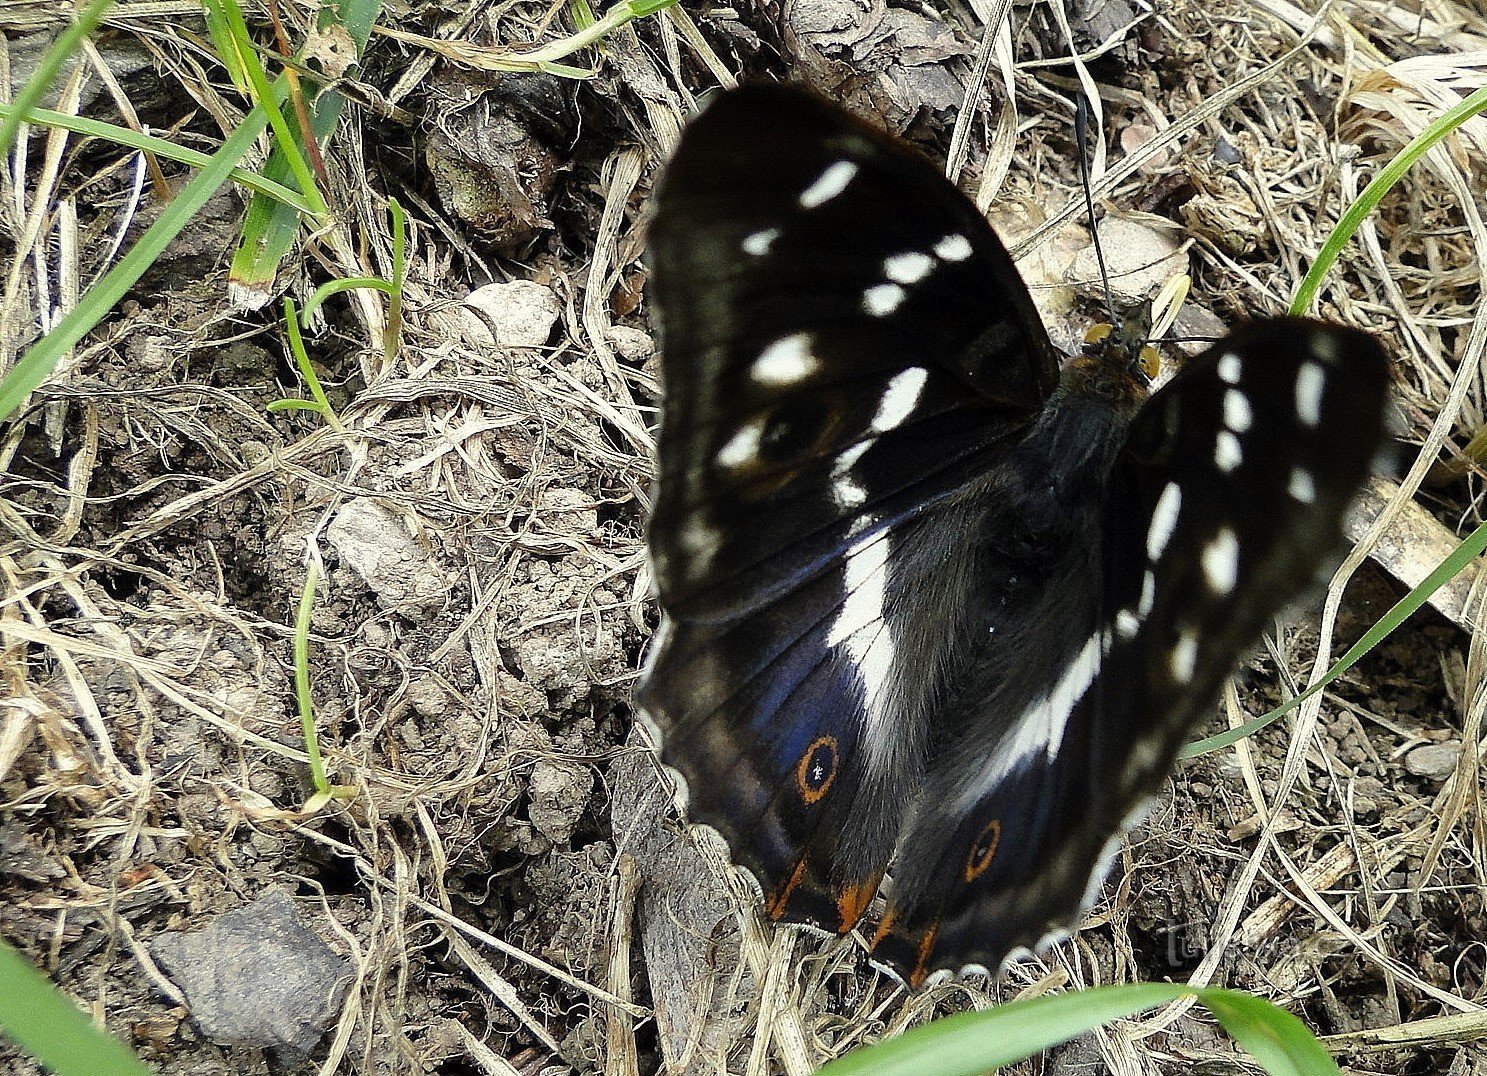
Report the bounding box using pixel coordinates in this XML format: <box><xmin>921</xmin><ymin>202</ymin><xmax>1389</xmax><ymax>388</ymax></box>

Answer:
<box><xmin>302</xmin><ymin>275</ymin><xmax>397</xmax><ymax>319</ymax></box>
<box><xmin>508</xmin><ymin>0</ymin><xmax>681</xmax><ymax>64</ymax></box>
<box><xmin>0</xmin><ymin>0</ymin><xmax>114</xmax><ymax>155</ymax></box>
<box><xmin>0</xmin><ymin>102</ymin><xmax>314</xmax><ymax>212</ymax></box>
<box><xmin>201</xmin><ymin>0</ymin><xmax>251</xmax><ymax>92</ymax></box>
<box><xmin>0</xmin><ymin>939</ymin><xmax>153</xmax><ymax>1076</ymax></box>
<box><xmin>215</xmin><ymin>0</ymin><xmax>326</xmax><ymax>218</ymax></box>
<box><xmin>295</xmin><ymin>558</ymin><xmax>331</xmax><ymax>795</ymax></box>
<box><xmin>818</xmin><ymin>983</ymin><xmax>1183</xmax><ymax>1076</ymax></box>
<box><xmin>0</xmin><ymin>106</ymin><xmax>269</xmax><ymax>419</ymax></box>
<box><xmin>1202</xmin><ymin>989</ymin><xmax>1341</xmax><ymax>1076</ymax></box>
<box><xmin>818</xmin><ymin>983</ymin><xmax>1336</xmax><ymax>1075</ymax></box>
<box><xmin>1182</xmin><ymin>514</ymin><xmax>1487</xmax><ymax>758</ymax></box>
<box><xmin>227</xmin><ymin>0</ymin><xmax>385</xmax><ymax>301</ymax></box>
<box><xmin>1291</xmin><ymin>83</ymin><xmax>1487</xmax><ymax>315</ymax></box>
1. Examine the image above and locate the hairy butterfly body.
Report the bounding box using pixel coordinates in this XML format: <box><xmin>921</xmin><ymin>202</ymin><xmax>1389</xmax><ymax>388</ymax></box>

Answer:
<box><xmin>637</xmin><ymin>84</ymin><xmax>1391</xmax><ymax>985</ymax></box>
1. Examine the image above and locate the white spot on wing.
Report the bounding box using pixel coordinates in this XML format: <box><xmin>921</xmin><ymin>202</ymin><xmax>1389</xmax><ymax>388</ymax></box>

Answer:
<box><xmin>827</xmin><ymin>531</ymin><xmax>898</xmax><ymax>766</ymax></box>
<box><xmin>1146</xmin><ymin>482</ymin><xmax>1183</xmax><ymax>561</ymax></box>
<box><xmin>1310</xmin><ymin>330</ymin><xmax>1342</xmax><ymax>363</ymax></box>
<box><xmin>1217</xmin><ymin>352</ymin><xmax>1241</xmax><ymax>385</ymax></box>
<box><xmin>1223</xmin><ymin>389</ymin><xmax>1252</xmax><ymax>433</ymax></box>
<box><xmin>1201</xmin><ymin>528</ymin><xmax>1239</xmax><ymax>595</ymax></box>
<box><xmin>715</xmin><ymin>421</ymin><xmax>763</xmax><ymax>468</ymax></box>
<box><xmin>1296</xmin><ymin>362</ymin><xmax>1325</xmax><ymax>426</ymax></box>
<box><xmin>1289</xmin><ymin>467</ymin><xmax>1317</xmax><ymax>504</ymax></box>
<box><xmin>1170</xmin><ymin>627</ymin><xmax>1199</xmax><ymax>682</ymax></box>
<box><xmin>934</xmin><ymin>234</ymin><xmax>973</xmax><ymax>262</ymax></box>
<box><xmin>827</xmin><ymin>533</ymin><xmax>888</xmax><ymax>649</ymax></box>
<box><xmin>955</xmin><ymin>631</ymin><xmax>1108</xmax><ymax>810</ymax></box>
<box><xmin>1138</xmin><ymin>571</ymin><xmax>1156</xmax><ymax>617</ymax></box>
<box><xmin>863</xmin><ymin>283</ymin><xmax>906</xmax><ymax>316</ymax></box>
<box><xmin>741</xmin><ymin>227</ymin><xmax>779</xmax><ymax>256</ymax></box>
<box><xmin>884</xmin><ymin>251</ymin><xmax>934</xmax><ymax>284</ymax></box>
<box><xmin>831</xmin><ymin>440</ymin><xmax>872</xmax><ymax>509</ymax></box>
<box><xmin>751</xmin><ymin>333</ymin><xmax>818</xmax><ymax>385</ymax></box>
<box><xmin>1116</xmin><ymin>609</ymin><xmax>1141</xmax><ymax>639</ymax></box>
<box><xmin>799</xmin><ymin>160</ymin><xmax>858</xmax><ymax>209</ymax></box>
<box><xmin>1215</xmin><ymin>430</ymin><xmax>1242</xmax><ymax>472</ymax></box>
<box><xmin>872</xmin><ymin>367</ymin><xmax>928</xmax><ymax>433</ymax></box>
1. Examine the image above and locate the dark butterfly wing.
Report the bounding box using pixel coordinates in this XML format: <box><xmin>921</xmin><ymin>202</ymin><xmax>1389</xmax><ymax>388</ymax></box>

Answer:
<box><xmin>869</xmin><ymin>319</ymin><xmax>1392</xmax><ymax>983</ymax></box>
<box><xmin>639</xmin><ymin>85</ymin><xmax>1061</xmax><ymax>929</ymax></box>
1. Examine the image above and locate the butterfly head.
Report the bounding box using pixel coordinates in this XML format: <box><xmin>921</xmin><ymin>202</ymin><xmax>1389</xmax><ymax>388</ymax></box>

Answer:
<box><xmin>1063</xmin><ymin>301</ymin><xmax>1156</xmax><ymax>410</ymax></box>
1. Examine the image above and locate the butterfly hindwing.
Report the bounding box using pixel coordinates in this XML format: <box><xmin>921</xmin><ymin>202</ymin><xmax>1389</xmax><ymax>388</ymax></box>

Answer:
<box><xmin>868</xmin><ymin>320</ymin><xmax>1392</xmax><ymax>983</ymax></box>
<box><xmin>640</xmin><ymin>86</ymin><xmax>1062</xmax><ymax>929</ymax></box>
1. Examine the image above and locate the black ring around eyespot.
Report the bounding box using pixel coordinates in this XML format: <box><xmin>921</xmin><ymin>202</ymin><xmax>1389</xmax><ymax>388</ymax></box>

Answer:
<box><xmin>964</xmin><ymin>819</ymin><xmax>1002</xmax><ymax>882</ymax></box>
<box><xmin>795</xmin><ymin>735</ymin><xmax>839</xmax><ymax>804</ymax></box>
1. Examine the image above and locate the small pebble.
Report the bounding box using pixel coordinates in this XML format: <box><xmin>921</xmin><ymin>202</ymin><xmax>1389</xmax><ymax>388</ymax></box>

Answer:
<box><xmin>1405</xmin><ymin>741</ymin><xmax>1462</xmax><ymax>779</ymax></box>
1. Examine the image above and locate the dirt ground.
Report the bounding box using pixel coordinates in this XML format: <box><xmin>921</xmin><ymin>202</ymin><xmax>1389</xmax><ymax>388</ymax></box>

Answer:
<box><xmin>3</xmin><ymin>0</ymin><xmax>1487</xmax><ymax>1073</ymax></box>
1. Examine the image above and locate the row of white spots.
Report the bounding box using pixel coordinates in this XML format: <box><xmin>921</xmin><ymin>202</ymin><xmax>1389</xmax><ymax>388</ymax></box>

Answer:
<box><xmin>1289</xmin><ymin>360</ymin><xmax>1325</xmax><ymax>504</ymax></box>
<box><xmin>954</xmin><ymin>631</ymin><xmax>1109</xmax><ymax>811</ymax></box>
<box><xmin>826</xmin><ymin>530</ymin><xmax>899</xmax><ymax>768</ymax></box>
<box><xmin>1291</xmin><ymin>354</ymin><xmax>1327</xmax><ymax>502</ymax></box>
<box><xmin>1214</xmin><ymin>351</ymin><xmax>1250</xmax><ymax>474</ymax></box>
<box><xmin>861</xmin><ymin>233</ymin><xmax>974</xmax><ymax>317</ymax></box>
<box><xmin>831</xmin><ymin>441</ymin><xmax>871</xmax><ymax>510</ymax></box>
<box><xmin>1218</xmin><ymin>348</ymin><xmax>1321</xmax><ymax>505</ymax></box>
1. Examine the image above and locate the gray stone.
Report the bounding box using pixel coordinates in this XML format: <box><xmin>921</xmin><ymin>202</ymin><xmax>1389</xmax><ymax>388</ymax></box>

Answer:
<box><xmin>1405</xmin><ymin>741</ymin><xmax>1463</xmax><ymax>779</ymax></box>
<box><xmin>151</xmin><ymin>889</ymin><xmax>352</xmax><ymax>1061</ymax></box>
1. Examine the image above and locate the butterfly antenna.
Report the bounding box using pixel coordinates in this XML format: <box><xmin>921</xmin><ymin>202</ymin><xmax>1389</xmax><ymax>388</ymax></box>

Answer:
<box><xmin>1075</xmin><ymin>92</ymin><xmax>1119</xmax><ymax>327</ymax></box>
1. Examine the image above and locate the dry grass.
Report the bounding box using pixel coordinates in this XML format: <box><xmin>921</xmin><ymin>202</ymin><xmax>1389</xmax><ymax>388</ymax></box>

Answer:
<box><xmin>3</xmin><ymin>0</ymin><xmax>1487</xmax><ymax>1073</ymax></box>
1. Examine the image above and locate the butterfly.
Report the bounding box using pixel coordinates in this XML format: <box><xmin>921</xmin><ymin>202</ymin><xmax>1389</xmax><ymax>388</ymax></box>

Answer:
<box><xmin>635</xmin><ymin>83</ymin><xmax>1392</xmax><ymax>987</ymax></box>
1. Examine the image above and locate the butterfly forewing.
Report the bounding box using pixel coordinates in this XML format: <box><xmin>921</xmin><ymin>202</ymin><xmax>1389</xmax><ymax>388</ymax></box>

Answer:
<box><xmin>642</xmin><ymin>85</ymin><xmax>1062</xmax><ymax>930</ymax></box>
<box><xmin>647</xmin><ymin>85</ymin><xmax>1061</xmax><ymax>617</ymax></box>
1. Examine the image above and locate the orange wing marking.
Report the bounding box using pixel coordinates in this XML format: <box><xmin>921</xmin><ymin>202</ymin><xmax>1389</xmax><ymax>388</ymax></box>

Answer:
<box><xmin>963</xmin><ymin>818</ymin><xmax>1003</xmax><ymax>882</ymax></box>
<box><xmin>794</xmin><ymin>735</ymin><xmax>840</xmax><ymax>804</ymax></box>
<box><xmin>766</xmin><ymin>856</ymin><xmax>809</xmax><ymax>921</ymax></box>
<box><xmin>834</xmin><ymin>872</ymin><xmax>882</xmax><ymax>933</ymax></box>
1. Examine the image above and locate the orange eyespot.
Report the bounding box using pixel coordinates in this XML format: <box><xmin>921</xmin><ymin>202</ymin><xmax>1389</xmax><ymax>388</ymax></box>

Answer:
<box><xmin>1084</xmin><ymin>323</ymin><xmax>1115</xmax><ymax>345</ymax></box>
<box><xmin>795</xmin><ymin>735</ymin><xmax>839</xmax><ymax>803</ymax></box>
<box><xmin>964</xmin><ymin>819</ymin><xmax>1003</xmax><ymax>882</ymax></box>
